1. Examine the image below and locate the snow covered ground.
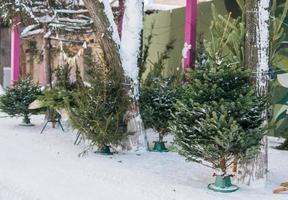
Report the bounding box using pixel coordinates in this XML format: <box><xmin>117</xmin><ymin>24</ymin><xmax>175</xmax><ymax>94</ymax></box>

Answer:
<box><xmin>0</xmin><ymin>114</ymin><xmax>287</xmax><ymax>200</ymax></box>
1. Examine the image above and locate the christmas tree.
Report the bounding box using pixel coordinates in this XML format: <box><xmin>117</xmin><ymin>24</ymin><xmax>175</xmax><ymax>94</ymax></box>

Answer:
<box><xmin>139</xmin><ymin>41</ymin><xmax>178</xmax><ymax>152</ymax></box>
<box><xmin>170</xmin><ymin>64</ymin><xmax>265</xmax><ymax>174</ymax></box>
<box><xmin>67</xmin><ymin>62</ymin><xmax>128</xmax><ymax>154</ymax></box>
<box><xmin>0</xmin><ymin>76</ymin><xmax>41</xmax><ymax>125</ymax></box>
<box><xmin>169</xmin><ymin>6</ymin><xmax>267</xmax><ymax>192</ymax></box>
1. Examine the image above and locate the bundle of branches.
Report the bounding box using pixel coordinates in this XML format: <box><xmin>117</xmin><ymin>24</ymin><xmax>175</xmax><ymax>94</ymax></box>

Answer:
<box><xmin>38</xmin><ymin>64</ymin><xmax>82</xmax><ymax>111</ymax></box>
<box><xmin>67</xmin><ymin>53</ymin><xmax>129</xmax><ymax>154</ymax></box>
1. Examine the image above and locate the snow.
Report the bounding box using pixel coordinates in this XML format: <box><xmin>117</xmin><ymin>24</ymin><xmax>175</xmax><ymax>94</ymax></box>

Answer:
<box><xmin>120</xmin><ymin>0</ymin><xmax>143</xmax><ymax>99</ymax></box>
<box><xmin>0</xmin><ymin>114</ymin><xmax>287</xmax><ymax>200</ymax></box>
<box><xmin>144</xmin><ymin>0</ymin><xmax>185</xmax><ymax>11</ymax></box>
<box><xmin>278</xmin><ymin>73</ymin><xmax>288</xmax><ymax>88</ymax></box>
<box><xmin>102</xmin><ymin>0</ymin><xmax>121</xmax><ymax>45</ymax></box>
<box><xmin>256</xmin><ymin>0</ymin><xmax>270</xmax><ymax>93</ymax></box>
<box><xmin>181</xmin><ymin>42</ymin><xmax>192</xmax><ymax>68</ymax></box>
<box><xmin>119</xmin><ymin>0</ymin><xmax>146</xmax><ymax>151</ymax></box>
<box><xmin>0</xmin><ymin>85</ymin><xmax>4</xmax><ymax>95</ymax></box>
<box><xmin>144</xmin><ymin>3</ymin><xmax>182</xmax><ymax>11</ymax></box>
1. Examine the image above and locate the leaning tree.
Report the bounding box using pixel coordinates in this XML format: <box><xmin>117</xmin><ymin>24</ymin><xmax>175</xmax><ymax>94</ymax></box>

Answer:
<box><xmin>83</xmin><ymin>0</ymin><xmax>147</xmax><ymax>151</ymax></box>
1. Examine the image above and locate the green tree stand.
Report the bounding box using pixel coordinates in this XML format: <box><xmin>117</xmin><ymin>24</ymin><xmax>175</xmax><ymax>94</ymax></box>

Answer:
<box><xmin>208</xmin><ymin>175</ymin><xmax>239</xmax><ymax>193</ymax></box>
<box><xmin>20</xmin><ymin>114</ymin><xmax>34</xmax><ymax>126</ymax></box>
<box><xmin>151</xmin><ymin>141</ymin><xmax>169</xmax><ymax>152</ymax></box>
<box><xmin>95</xmin><ymin>146</ymin><xmax>113</xmax><ymax>155</ymax></box>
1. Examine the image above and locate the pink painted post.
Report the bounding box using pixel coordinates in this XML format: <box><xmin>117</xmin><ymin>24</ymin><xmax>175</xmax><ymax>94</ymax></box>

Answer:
<box><xmin>184</xmin><ymin>0</ymin><xmax>197</xmax><ymax>69</ymax></box>
<box><xmin>10</xmin><ymin>16</ymin><xmax>21</xmax><ymax>85</ymax></box>
<box><xmin>118</xmin><ymin>0</ymin><xmax>125</xmax><ymax>39</ymax></box>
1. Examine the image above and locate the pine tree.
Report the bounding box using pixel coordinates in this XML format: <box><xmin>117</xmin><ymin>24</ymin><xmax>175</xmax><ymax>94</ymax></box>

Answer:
<box><xmin>67</xmin><ymin>61</ymin><xmax>128</xmax><ymax>154</ymax></box>
<box><xmin>0</xmin><ymin>76</ymin><xmax>41</xmax><ymax>125</ymax></box>
<box><xmin>169</xmin><ymin>7</ymin><xmax>267</xmax><ymax>177</ymax></box>
<box><xmin>139</xmin><ymin>41</ymin><xmax>177</xmax><ymax>151</ymax></box>
<box><xmin>39</xmin><ymin>64</ymin><xmax>81</xmax><ymax>110</ymax></box>
<box><xmin>170</xmin><ymin>63</ymin><xmax>266</xmax><ymax>174</ymax></box>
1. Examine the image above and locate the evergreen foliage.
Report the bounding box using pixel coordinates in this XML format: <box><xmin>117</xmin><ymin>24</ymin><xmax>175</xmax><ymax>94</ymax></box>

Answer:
<box><xmin>67</xmin><ymin>62</ymin><xmax>129</xmax><ymax>150</ymax></box>
<box><xmin>270</xmin><ymin>0</ymin><xmax>288</xmax><ymax>66</ymax></box>
<box><xmin>169</xmin><ymin>8</ymin><xmax>266</xmax><ymax>174</ymax></box>
<box><xmin>204</xmin><ymin>4</ymin><xmax>245</xmax><ymax>67</ymax></box>
<box><xmin>0</xmin><ymin>0</ymin><xmax>36</xmax><ymax>26</ymax></box>
<box><xmin>139</xmin><ymin>41</ymin><xmax>178</xmax><ymax>143</ymax></box>
<box><xmin>0</xmin><ymin>76</ymin><xmax>41</xmax><ymax>124</ymax></box>
<box><xmin>170</xmin><ymin>64</ymin><xmax>265</xmax><ymax>174</ymax></box>
<box><xmin>269</xmin><ymin>0</ymin><xmax>288</xmax><ymax>149</ymax></box>
<box><xmin>38</xmin><ymin>64</ymin><xmax>81</xmax><ymax>110</ymax></box>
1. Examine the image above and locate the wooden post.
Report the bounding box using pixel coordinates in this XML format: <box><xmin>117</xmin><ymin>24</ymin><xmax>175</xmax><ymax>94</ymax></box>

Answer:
<box><xmin>10</xmin><ymin>16</ymin><xmax>21</xmax><ymax>85</ymax></box>
<box><xmin>184</xmin><ymin>0</ymin><xmax>197</xmax><ymax>69</ymax></box>
<box><xmin>118</xmin><ymin>0</ymin><xmax>125</xmax><ymax>39</ymax></box>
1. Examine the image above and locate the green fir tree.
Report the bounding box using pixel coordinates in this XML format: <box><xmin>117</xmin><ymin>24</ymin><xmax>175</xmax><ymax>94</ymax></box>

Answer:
<box><xmin>67</xmin><ymin>61</ymin><xmax>128</xmax><ymax>154</ymax></box>
<box><xmin>139</xmin><ymin>41</ymin><xmax>178</xmax><ymax>151</ymax></box>
<box><xmin>169</xmin><ymin>7</ymin><xmax>266</xmax><ymax>175</ymax></box>
<box><xmin>0</xmin><ymin>76</ymin><xmax>41</xmax><ymax>125</ymax></box>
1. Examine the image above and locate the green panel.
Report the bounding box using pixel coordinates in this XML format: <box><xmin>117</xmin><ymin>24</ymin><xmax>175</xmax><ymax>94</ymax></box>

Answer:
<box><xmin>143</xmin><ymin>10</ymin><xmax>172</xmax><ymax>78</ymax></box>
<box><xmin>168</xmin><ymin>7</ymin><xmax>185</xmax><ymax>76</ymax></box>
<box><xmin>143</xmin><ymin>0</ymin><xmax>228</xmax><ymax>77</ymax></box>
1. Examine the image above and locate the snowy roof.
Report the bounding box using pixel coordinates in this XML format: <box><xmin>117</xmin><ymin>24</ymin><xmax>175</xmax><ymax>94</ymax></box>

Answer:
<box><xmin>145</xmin><ymin>0</ymin><xmax>213</xmax><ymax>11</ymax></box>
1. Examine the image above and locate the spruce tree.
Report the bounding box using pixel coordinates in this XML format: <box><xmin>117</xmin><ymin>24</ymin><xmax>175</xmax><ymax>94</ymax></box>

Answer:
<box><xmin>169</xmin><ymin>6</ymin><xmax>267</xmax><ymax>176</ymax></box>
<box><xmin>139</xmin><ymin>41</ymin><xmax>177</xmax><ymax>151</ymax></box>
<box><xmin>67</xmin><ymin>62</ymin><xmax>128</xmax><ymax>154</ymax></box>
<box><xmin>170</xmin><ymin>64</ymin><xmax>265</xmax><ymax>174</ymax></box>
<box><xmin>0</xmin><ymin>76</ymin><xmax>41</xmax><ymax>125</ymax></box>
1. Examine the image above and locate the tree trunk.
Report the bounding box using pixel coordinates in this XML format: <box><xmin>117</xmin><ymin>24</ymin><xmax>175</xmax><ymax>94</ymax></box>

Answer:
<box><xmin>43</xmin><ymin>26</ymin><xmax>52</xmax><ymax>87</ymax></box>
<box><xmin>120</xmin><ymin>0</ymin><xmax>148</xmax><ymax>151</ymax></box>
<box><xmin>245</xmin><ymin>0</ymin><xmax>258</xmax><ymax>72</ymax></box>
<box><xmin>82</xmin><ymin>0</ymin><xmax>147</xmax><ymax>150</ymax></box>
<box><xmin>82</xmin><ymin>0</ymin><xmax>124</xmax><ymax>82</ymax></box>
<box><xmin>239</xmin><ymin>0</ymin><xmax>270</xmax><ymax>185</ymax></box>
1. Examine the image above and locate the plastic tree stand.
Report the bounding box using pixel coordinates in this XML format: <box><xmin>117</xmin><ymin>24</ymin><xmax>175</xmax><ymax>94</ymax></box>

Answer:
<box><xmin>95</xmin><ymin>146</ymin><xmax>113</xmax><ymax>155</ymax></box>
<box><xmin>208</xmin><ymin>175</ymin><xmax>239</xmax><ymax>193</ymax></box>
<box><xmin>20</xmin><ymin>116</ymin><xmax>34</xmax><ymax>126</ymax></box>
<box><xmin>151</xmin><ymin>141</ymin><xmax>169</xmax><ymax>152</ymax></box>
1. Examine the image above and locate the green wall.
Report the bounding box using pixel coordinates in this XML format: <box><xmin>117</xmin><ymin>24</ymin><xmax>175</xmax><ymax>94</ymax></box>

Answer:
<box><xmin>143</xmin><ymin>0</ymin><xmax>228</xmax><ymax>77</ymax></box>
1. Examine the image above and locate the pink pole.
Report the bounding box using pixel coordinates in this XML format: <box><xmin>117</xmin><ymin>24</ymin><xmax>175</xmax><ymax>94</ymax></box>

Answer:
<box><xmin>118</xmin><ymin>0</ymin><xmax>125</xmax><ymax>39</ymax></box>
<box><xmin>184</xmin><ymin>0</ymin><xmax>197</xmax><ymax>69</ymax></box>
<box><xmin>10</xmin><ymin>16</ymin><xmax>21</xmax><ymax>85</ymax></box>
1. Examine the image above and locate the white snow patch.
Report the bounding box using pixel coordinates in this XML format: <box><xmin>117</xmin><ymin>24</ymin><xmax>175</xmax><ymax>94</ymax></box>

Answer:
<box><xmin>103</xmin><ymin>0</ymin><xmax>121</xmax><ymax>45</ymax></box>
<box><xmin>120</xmin><ymin>0</ymin><xmax>143</xmax><ymax>99</ymax></box>
<box><xmin>256</xmin><ymin>0</ymin><xmax>270</xmax><ymax>94</ymax></box>
<box><xmin>278</xmin><ymin>73</ymin><xmax>288</xmax><ymax>88</ymax></box>
<box><xmin>0</xmin><ymin>85</ymin><xmax>4</xmax><ymax>95</ymax></box>
<box><xmin>0</xmin><ymin>115</ymin><xmax>287</xmax><ymax>199</ymax></box>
